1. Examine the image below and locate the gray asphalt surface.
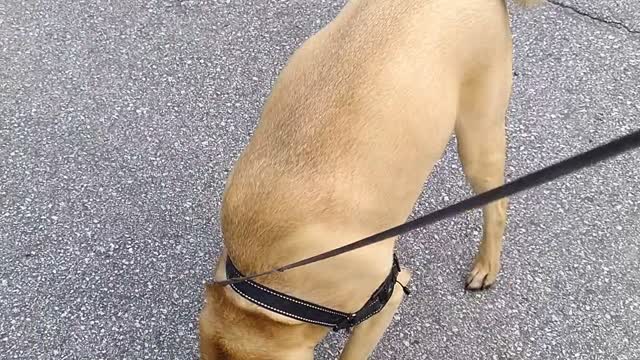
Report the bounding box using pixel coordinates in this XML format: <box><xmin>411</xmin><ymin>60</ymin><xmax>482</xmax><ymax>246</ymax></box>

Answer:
<box><xmin>1</xmin><ymin>0</ymin><xmax>639</xmax><ymax>359</ymax></box>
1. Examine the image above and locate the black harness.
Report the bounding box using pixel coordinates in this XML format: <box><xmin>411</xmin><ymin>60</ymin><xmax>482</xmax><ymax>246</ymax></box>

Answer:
<box><xmin>225</xmin><ymin>254</ymin><xmax>410</xmax><ymax>331</ymax></box>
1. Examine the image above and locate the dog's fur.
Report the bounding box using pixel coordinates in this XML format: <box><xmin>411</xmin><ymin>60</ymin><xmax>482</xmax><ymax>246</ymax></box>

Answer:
<box><xmin>200</xmin><ymin>0</ymin><xmax>544</xmax><ymax>358</ymax></box>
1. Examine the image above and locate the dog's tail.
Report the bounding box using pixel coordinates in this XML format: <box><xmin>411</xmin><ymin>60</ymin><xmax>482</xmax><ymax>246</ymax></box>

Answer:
<box><xmin>514</xmin><ymin>0</ymin><xmax>545</xmax><ymax>7</ymax></box>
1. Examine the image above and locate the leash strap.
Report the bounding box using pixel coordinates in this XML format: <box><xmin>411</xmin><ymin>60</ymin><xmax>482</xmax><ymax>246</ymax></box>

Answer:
<box><xmin>212</xmin><ymin>129</ymin><xmax>640</xmax><ymax>287</ymax></box>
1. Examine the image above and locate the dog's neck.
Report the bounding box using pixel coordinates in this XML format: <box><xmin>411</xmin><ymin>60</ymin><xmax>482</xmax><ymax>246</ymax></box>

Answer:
<box><xmin>201</xmin><ymin>274</ymin><xmax>328</xmax><ymax>359</ymax></box>
<box><xmin>213</xmin><ymin>253</ymin><xmax>311</xmax><ymax>326</ymax></box>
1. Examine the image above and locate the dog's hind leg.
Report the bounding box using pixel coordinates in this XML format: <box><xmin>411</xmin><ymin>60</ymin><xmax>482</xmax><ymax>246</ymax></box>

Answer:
<box><xmin>338</xmin><ymin>269</ymin><xmax>411</xmax><ymax>360</ymax></box>
<box><xmin>455</xmin><ymin>57</ymin><xmax>513</xmax><ymax>291</ymax></box>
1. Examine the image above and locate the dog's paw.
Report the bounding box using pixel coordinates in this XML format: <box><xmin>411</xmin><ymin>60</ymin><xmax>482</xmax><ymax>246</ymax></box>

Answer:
<box><xmin>465</xmin><ymin>257</ymin><xmax>500</xmax><ymax>291</ymax></box>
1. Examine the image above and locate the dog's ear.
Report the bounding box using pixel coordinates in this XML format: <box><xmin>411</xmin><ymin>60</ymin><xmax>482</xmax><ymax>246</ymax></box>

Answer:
<box><xmin>204</xmin><ymin>282</ymin><xmax>228</xmax><ymax>304</ymax></box>
<box><xmin>204</xmin><ymin>282</ymin><xmax>217</xmax><ymax>298</ymax></box>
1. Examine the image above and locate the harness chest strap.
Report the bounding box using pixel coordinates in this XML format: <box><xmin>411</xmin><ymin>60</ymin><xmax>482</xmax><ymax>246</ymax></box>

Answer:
<box><xmin>225</xmin><ymin>254</ymin><xmax>410</xmax><ymax>331</ymax></box>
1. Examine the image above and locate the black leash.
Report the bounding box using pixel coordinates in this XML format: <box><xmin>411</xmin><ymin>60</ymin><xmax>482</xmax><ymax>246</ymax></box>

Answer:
<box><xmin>212</xmin><ymin>129</ymin><xmax>640</xmax><ymax>287</ymax></box>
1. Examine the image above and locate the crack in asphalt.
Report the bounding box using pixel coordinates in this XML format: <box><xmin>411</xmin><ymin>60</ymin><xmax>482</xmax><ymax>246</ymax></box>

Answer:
<box><xmin>547</xmin><ymin>0</ymin><xmax>640</xmax><ymax>35</ymax></box>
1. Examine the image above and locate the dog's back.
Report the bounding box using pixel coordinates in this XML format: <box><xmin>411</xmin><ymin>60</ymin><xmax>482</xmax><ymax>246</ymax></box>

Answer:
<box><xmin>222</xmin><ymin>0</ymin><xmax>513</xmax><ymax>267</ymax></box>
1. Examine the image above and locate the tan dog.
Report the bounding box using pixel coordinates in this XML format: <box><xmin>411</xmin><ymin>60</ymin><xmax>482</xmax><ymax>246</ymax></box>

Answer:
<box><xmin>200</xmin><ymin>0</ymin><xmax>544</xmax><ymax>358</ymax></box>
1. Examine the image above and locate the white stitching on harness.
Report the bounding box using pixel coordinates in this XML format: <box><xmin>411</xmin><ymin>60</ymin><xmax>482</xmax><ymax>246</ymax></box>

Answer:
<box><xmin>230</xmin><ymin>283</ymin><xmax>338</xmax><ymax>327</ymax></box>
<box><xmin>244</xmin><ymin>277</ymin><xmax>348</xmax><ymax>317</ymax></box>
<box><xmin>356</xmin><ymin>305</ymin><xmax>385</xmax><ymax>324</ymax></box>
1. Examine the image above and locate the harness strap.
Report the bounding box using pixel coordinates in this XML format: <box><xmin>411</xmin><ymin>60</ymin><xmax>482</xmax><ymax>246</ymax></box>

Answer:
<box><xmin>225</xmin><ymin>254</ymin><xmax>406</xmax><ymax>331</ymax></box>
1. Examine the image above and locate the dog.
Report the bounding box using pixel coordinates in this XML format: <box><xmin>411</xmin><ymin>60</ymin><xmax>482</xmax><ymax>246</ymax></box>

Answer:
<box><xmin>200</xmin><ymin>0</ymin><xmax>544</xmax><ymax>358</ymax></box>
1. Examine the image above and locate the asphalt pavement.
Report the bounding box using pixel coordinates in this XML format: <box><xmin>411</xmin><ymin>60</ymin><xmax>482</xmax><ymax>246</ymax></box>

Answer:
<box><xmin>1</xmin><ymin>0</ymin><xmax>639</xmax><ymax>359</ymax></box>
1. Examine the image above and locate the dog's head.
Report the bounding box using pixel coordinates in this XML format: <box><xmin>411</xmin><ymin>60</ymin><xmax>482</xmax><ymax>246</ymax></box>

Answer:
<box><xmin>198</xmin><ymin>282</ymin><xmax>327</xmax><ymax>360</ymax></box>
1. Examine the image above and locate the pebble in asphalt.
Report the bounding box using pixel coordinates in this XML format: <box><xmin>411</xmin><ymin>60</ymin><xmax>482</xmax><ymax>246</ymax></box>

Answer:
<box><xmin>1</xmin><ymin>0</ymin><xmax>639</xmax><ymax>359</ymax></box>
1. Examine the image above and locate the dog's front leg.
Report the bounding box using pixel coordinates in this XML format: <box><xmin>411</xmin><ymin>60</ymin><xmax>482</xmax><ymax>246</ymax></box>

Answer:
<box><xmin>338</xmin><ymin>269</ymin><xmax>411</xmax><ymax>360</ymax></box>
<box><xmin>455</xmin><ymin>55</ymin><xmax>512</xmax><ymax>291</ymax></box>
